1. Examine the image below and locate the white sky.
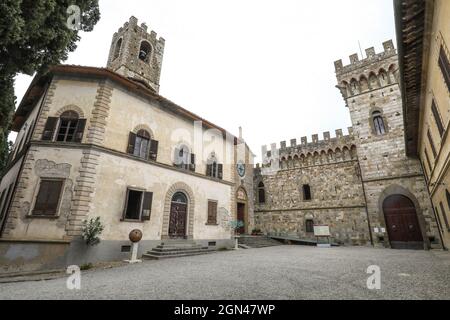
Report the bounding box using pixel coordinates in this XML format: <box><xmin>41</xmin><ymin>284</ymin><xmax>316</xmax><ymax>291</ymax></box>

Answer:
<box><xmin>13</xmin><ymin>0</ymin><xmax>396</xmax><ymax>163</ymax></box>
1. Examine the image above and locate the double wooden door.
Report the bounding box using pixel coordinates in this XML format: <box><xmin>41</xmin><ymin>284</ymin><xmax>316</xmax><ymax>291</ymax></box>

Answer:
<box><xmin>383</xmin><ymin>195</ymin><xmax>423</xmax><ymax>249</ymax></box>
<box><xmin>169</xmin><ymin>202</ymin><xmax>187</xmax><ymax>238</ymax></box>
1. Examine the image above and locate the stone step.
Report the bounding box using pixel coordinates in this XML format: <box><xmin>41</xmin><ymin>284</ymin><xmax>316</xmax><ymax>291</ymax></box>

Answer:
<box><xmin>147</xmin><ymin>247</ymin><xmax>214</xmax><ymax>256</ymax></box>
<box><xmin>143</xmin><ymin>249</ymin><xmax>215</xmax><ymax>260</ymax></box>
<box><xmin>152</xmin><ymin>246</ymin><xmax>207</xmax><ymax>253</ymax></box>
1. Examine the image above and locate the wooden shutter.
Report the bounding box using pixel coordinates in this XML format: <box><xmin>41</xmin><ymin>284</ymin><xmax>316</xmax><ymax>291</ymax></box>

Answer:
<box><xmin>190</xmin><ymin>153</ymin><xmax>196</xmax><ymax>172</ymax></box>
<box><xmin>173</xmin><ymin>147</ymin><xmax>180</xmax><ymax>167</ymax></box>
<box><xmin>439</xmin><ymin>46</ymin><xmax>450</xmax><ymax>90</ymax></box>
<box><xmin>431</xmin><ymin>100</ymin><xmax>444</xmax><ymax>137</ymax></box>
<box><xmin>218</xmin><ymin>164</ymin><xmax>223</xmax><ymax>179</ymax></box>
<box><xmin>73</xmin><ymin>119</ymin><xmax>87</xmax><ymax>143</ymax></box>
<box><xmin>33</xmin><ymin>180</ymin><xmax>63</xmax><ymax>216</ymax></box>
<box><xmin>42</xmin><ymin>117</ymin><xmax>58</xmax><ymax>141</ymax></box>
<box><xmin>206</xmin><ymin>164</ymin><xmax>212</xmax><ymax>177</ymax></box>
<box><xmin>207</xmin><ymin>201</ymin><xmax>217</xmax><ymax>225</ymax></box>
<box><xmin>149</xmin><ymin>140</ymin><xmax>159</xmax><ymax>161</ymax></box>
<box><xmin>127</xmin><ymin>132</ymin><xmax>136</xmax><ymax>155</ymax></box>
<box><xmin>141</xmin><ymin>192</ymin><xmax>153</xmax><ymax>221</ymax></box>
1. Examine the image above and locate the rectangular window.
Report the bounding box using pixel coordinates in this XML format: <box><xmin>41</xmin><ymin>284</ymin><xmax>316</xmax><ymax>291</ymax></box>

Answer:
<box><xmin>438</xmin><ymin>46</ymin><xmax>450</xmax><ymax>91</ymax></box>
<box><xmin>305</xmin><ymin>220</ymin><xmax>314</xmax><ymax>233</ymax></box>
<box><xmin>0</xmin><ymin>190</ymin><xmax>6</xmax><ymax>218</ymax></box>
<box><xmin>427</xmin><ymin>129</ymin><xmax>437</xmax><ymax>158</ymax></box>
<box><xmin>207</xmin><ymin>200</ymin><xmax>218</xmax><ymax>225</ymax></box>
<box><xmin>431</xmin><ymin>100</ymin><xmax>445</xmax><ymax>137</ymax></box>
<box><xmin>32</xmin><ymin>180</ymin><xmax>64</xmax><ymax>216</ymax></box>
<box><xmin>439</xmin><ymin>201</ymin><xmax>450</xmax><ymax>231</ymax></box>
<box><xmin>303</xmin><ymin>184</ymin><xmax>312</xmax><ymax>201</ymax></box>
<box><xmin>123</xmin><ymin>189</ymin><xmax>153</xmax><ymax>221</ymax></box>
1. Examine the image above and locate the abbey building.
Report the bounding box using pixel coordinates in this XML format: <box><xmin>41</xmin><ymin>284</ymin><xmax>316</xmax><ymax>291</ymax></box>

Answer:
<box><xmin>0</xmin><ymin>17</ymin><xmax>254</xmax><ymax>271</ymax></box>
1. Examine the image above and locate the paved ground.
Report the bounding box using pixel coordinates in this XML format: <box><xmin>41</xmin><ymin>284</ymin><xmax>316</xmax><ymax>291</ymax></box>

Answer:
<box><xmin>1</xmin><ymin>246</ymin><xmax>450</xmax><ymax>300</ymax></box>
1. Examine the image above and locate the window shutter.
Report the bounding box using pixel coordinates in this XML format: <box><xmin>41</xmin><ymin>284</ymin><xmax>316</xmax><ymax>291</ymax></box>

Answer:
<box><xmin>206</xmin><ymin>164</ymin><xmax>212</xmax><ymax>177</ymax></box>
<box><xmin>439</xmin><ymin>47</ymin><xmax>450</xmax><ymax>90</ymax></box>
<box><xmin>218</xmin><ymin>164</ymin><xmax>223</xmax><ymax>179</ymax></box>
<box><xmin>127</xmin><ymin>132</ymin><xmax>137</xmax><ymax>155</ymax></box>
<box><xmin>122</xmin><ymin>189</ymin><xmax>130</xmax><ymax>220</ymax></box>
<box><xmin>190</xmin><ymin>153</ymin><xmax>196</xmax><ymax>172</ymax></box>
<box><xmin>141</xmin><ymin>192</ymin><xmax>153</xmax><ymax>221</ymax></box>
<box><xmin>149</xmin><ymin>140</ymin><xmax>159</xmax><ymax>161</ymax></box>
<box><xmin>173</xmin><ymin>147</ymin><xmax>180</xmax><ymax>166</ymax></box>
<box><xmin>33</xmin><ymin>180</ymin><xmax>63</xmax><ymax>216</ymax></box>
<box><xmin>73</xmin><ymin>119</ymin><xmax>87</xmax><ymax>143</ymax></box>
<box><xmin>207</xmin><ymin>201</ymin><xmax>218</xmax><ymax>224</ymax></box>
<box><xmin>42</xmin><ymin>117</ymin><xmax>58</xmax><ymax>141</ymax></box>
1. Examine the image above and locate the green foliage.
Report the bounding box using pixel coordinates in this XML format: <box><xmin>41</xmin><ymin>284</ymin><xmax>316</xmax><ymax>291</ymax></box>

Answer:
<box><xmin>82</xmin><ymin>216</ymin><xmax>104</xmax><ymax>246</ymax></box>
<box><xmin>0</xmin><ymin>75</ymin><xmax>16</xmax><ymax>174</ymax></box>
<box><xmin>80</xmin><ymin>263</ymin><xmax>93</xmax><ymax>270</ymax></box>
<box><xmin>0</xmin><ymin>1</ymin><xmax>100</xmax><ymax>174</ymax></box>
<box><xmin>0</xmin><ymin>0</ymin><xmax>101</xmax><ymax>76</ymax></box>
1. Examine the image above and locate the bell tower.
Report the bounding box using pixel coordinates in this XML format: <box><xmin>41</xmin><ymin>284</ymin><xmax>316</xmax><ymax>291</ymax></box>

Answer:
<box><xmin>107</xmin><ymin>16</ymin><xmax>165</xmax><ymax>93</ymax></box>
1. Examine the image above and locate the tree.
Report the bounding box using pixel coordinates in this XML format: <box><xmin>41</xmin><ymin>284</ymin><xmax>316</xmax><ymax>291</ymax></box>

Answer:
<box><xmin>0</xmin><ymin>0</ymin><xmax>100</xmax><ymax>173</ymax></box>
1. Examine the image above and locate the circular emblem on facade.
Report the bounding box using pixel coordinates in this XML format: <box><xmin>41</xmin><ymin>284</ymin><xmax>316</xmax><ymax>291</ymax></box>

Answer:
<box><xmin>237</xmin><ymin>161</ymin><xmax>246</xmax><ymax>178</ymax></box>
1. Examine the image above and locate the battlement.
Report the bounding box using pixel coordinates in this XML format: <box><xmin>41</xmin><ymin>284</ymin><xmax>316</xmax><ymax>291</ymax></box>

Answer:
<box><xmin>114</xmin><ymin>16</ymin><xmax>165</xmax><ymax>45</ymax></box>
<box><xmin>261</xmin><ymin>127</ymin><xmax>355</xmax><ymax>160</ymax></box>
<box><xmin>334</xmin><ymin>40</ymin><xmax>396</xmax><ymax>75</ymax></box>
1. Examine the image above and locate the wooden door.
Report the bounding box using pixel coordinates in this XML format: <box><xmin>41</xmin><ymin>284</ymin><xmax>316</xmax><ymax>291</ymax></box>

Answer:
<box><xmin>169</xmin><ymin>202</ymin><xmax>187</xmax><ymax>238</ymax></box>
<box><xmin>383</xmin><ymin>195</ymin><xmax>423</xmax><ymax>249</ymax></box>
<box><xmin>237</xmin><ymin>203</ymin><xmax>246</xmax><ymax>234</ymax></box>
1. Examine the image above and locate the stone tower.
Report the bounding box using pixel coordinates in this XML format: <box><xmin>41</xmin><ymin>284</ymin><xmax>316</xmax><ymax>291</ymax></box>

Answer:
<box><xmin>334</xmin><ymin>40</ymin><xmax>441</xmax><ymax>249</ymax></box>
<box><xmin>107</xmin><ymin>16</ymin><xmax>165</xmax><ymax>93</ymax></box>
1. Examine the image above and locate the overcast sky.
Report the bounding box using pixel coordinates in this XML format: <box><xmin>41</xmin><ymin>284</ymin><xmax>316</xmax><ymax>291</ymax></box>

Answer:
<box><xmin>13</xmin><ymin>0</ymin><xmax>396</xmax><ymax>162</ymax></box>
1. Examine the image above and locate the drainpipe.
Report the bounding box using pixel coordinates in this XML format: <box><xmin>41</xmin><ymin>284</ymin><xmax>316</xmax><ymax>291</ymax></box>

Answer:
<box><xmin>420</xmin><ymin>161</ymin><xmax>447</xmax><ymax>251</ymax></box>
<box><xmin>357</xmin><ymin>161</ymin><xmax>374</xmax><ymax>246</ymax></box>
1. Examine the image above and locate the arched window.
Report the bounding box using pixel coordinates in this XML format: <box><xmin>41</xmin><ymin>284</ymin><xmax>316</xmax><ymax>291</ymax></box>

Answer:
<box><xmin>258</xmin><ymin>182</ymin><xmax>266</xmax><ymax>204</ymax></box>
<box><xmin>206</xmin><ymin>152</ymin><xmax>223</xmax><ymax>179</ymax></box>
<box><xmin>114</xmin><ymin>38</ymin><xmax>122</xmax><ymax>60</ymax></box>
<box><xmin>174</xmin><ymin>145</ymin><xmax>195</xmax><ymax>171</ymax></box>
<box><xmin>303</xmin><ymin>184</ymin><xmax>312</xmax><ymax>201</ymax></box>
<box><xmin>172</xmin><ymin>192</ymin><xmax>187</xmax><ymax>204</ymax></box>
<box><xmin>139</xmin><ymin>41</ymin><xmax>152</xmax><ymax>62</ymax></box>
<box><xmin>134</xmin><ymin>129</ymin><xmax>151</xmax><ymax>159</ymax></box>
<box><xmin>372</xmin><ymin>111</ymin><xmax>386</xmax><ymax>135</ymax></box>
<box><xmin>57</xmin><ymin>111</ymin><xmax>80</xmax><ymax>142</ymax></box>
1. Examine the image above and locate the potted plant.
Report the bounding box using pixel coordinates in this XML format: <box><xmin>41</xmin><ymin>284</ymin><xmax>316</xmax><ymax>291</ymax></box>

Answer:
<box><xmin>81</xmin><ymin>217</ymin><xmax>105</xmax><ymax>246</ymax></box>
<box><xmin>230</xmin><ymin>220</ymin><xmax>245</xmax><ymax>250</ymax></box>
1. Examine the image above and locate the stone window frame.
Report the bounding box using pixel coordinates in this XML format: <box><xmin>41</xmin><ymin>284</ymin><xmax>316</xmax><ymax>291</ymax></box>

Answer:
<box><xmin>28</xmin><ymin>177</ymin><xmax>66</xmax><ymax>219</ymax></box>
<box><xmin>368</xmin><ymin>107</ymin><xmax>389</xmax><ymax>137</ymax></box>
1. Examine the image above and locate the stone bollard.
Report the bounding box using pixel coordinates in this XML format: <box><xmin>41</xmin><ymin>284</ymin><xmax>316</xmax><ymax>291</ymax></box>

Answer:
<box><xmin>124</xmin><ymin>229</ymin><xmax>143</xmax><ymax>264</ymax></box>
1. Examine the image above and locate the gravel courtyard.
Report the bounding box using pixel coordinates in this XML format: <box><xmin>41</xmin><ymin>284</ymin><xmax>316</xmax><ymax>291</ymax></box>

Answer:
<box><xmin>1</xmin><ymin>246</ymin><xmax>449</xmax><ymax>300</ymax></box>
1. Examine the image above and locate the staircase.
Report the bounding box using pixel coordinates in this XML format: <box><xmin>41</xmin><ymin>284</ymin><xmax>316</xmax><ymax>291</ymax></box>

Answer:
<box><xmin>237</xmin><ymin>236</ymin><xmax>283</xmax><ymax>249</ymax></box>
<box><xmin>142</xmin><ymin>240</ymin><xmax>216</xmax><ymax>260</ymax></box>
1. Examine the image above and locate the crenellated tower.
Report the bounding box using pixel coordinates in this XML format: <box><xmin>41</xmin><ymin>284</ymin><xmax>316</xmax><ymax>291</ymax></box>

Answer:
<box><xmin>334</xmin><ymin>40</ymin><xmax>440</xmax><ymax>249</ymax></box>
<box><xmin>107</xmin><ymin>16</ymin><xmax>165</xmax><ymax>93</ymax></box>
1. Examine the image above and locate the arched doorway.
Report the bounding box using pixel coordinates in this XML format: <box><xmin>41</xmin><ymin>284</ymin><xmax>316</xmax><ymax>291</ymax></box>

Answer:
<box><xmin>383</xmin><ymin>194</ymin><xmax>423</xmax><ymax>249</ymax></box>
<box><xmin>236</xmin><ymin>187</ymin><xmax>248</xmax><ymax>235</ymax></box>
<box><xmin>169</xmin><ymin>192</ymin><xmax>188</xmax><ymax>238</ymax></box>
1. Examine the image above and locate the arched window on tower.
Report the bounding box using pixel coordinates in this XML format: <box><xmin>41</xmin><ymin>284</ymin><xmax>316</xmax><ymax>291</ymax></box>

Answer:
<box><xmin>113</xmin><ymin>38</ymin><xmax>122</xmax><ymax>60</ymax></box>
<box><xmin>139</xmin><ymin>41</ymin><xmax>152</xmax><ymax>63</ymax></box>
<box><xmin>258</xmin><ymin>182</ymin><xmax>266</xmax><ymax>204</ymax></box>
<box><xmin>372</xmin><ymin>111</ymin><xmax>386</xmax><ymax>135</ymax></box>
